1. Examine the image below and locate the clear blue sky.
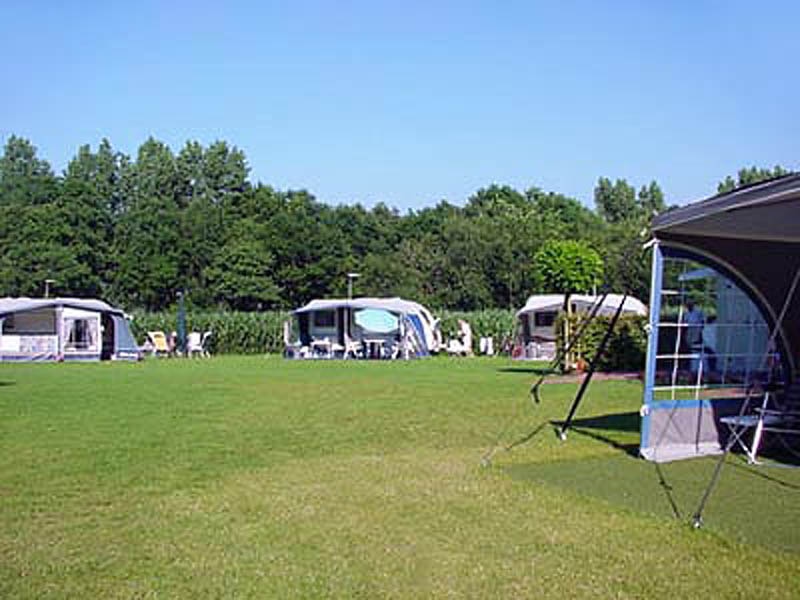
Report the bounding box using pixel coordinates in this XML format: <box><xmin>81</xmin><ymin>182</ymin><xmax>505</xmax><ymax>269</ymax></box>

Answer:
<box><xmin>2</xmin><ymin>1</ymin><xmax>798</xmax><ymax>210</ymax></box>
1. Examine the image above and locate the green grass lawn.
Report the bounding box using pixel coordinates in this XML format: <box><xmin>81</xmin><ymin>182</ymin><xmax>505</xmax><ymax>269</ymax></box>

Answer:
<box><xmin>1</xmin><ymin>356</ymin><xmax>798</xmax><ymax>598</ymax></box>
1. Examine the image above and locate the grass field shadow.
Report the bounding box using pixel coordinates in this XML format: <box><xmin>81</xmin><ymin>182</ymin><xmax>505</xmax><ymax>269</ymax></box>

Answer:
<box><xmin>497</xmin><ymin>366</ymin><xmax>555</xmax><ymax>376</ymax></box>
<box><xmin>552</xmin><ymin>411</ymin><xmax>641</xmax><ymax>457</ymax></box>
<box><xmin>507</xmin><ymin>452</ymin><xmax>800</xmax><ymax>553</ymax></box>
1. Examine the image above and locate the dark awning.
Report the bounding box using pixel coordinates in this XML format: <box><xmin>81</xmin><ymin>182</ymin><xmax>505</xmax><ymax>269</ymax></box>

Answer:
<box><xmin>652</xmin><ymin>173</ymin><xmax>800</xmax><ymax>377</ymax></box>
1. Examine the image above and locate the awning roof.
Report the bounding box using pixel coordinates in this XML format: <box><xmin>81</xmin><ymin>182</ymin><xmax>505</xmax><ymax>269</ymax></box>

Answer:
<box><xmin>0</xmin><ymin>297</ymin><xmax>126</xmax><ymax>318</ymax></box>
<box><xmin>516</xmin><ymin>294</ymin><xmax>647</xmax><ymax>317</ymax></box>
<box><xmin>651</xmin><ymin>173</ymin><xmax>800</xmax><ymax>376</ymax></box>
<box><xmin>653</xmin><ymin>173</ymin><xmax>800</xmax><ymax>243</ymax></box>
<box><xmin>294</xmin><ymin>297</ymin><xmax>431</xmax><ymax>316</ymax></box>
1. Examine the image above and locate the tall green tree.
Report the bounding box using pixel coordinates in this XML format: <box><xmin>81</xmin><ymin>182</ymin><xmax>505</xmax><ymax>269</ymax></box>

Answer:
<box><xmin>717</xmin><ymin>165</ymin><xmax>791</xmax><ymax>193</ymax></box>
<box><xmin>174</xmin><ymin>140</ymin><xmax>250</xmax><ymax>304</ymax></box>
<box><xmin>0</xmin><ymin>136</ymin><xmax>57</xmax><ymax>207</ymax></box>
<box><xmin>0</xmin><ymin>203</ymin><xmax>87</xmax><ymax>297</ymax></box>
<box><xmin>0</xmin><ymin>137</ymin><xmax>60</xmax><ymax>295</ymax></box>
<box><xmin>111</xmin><ymin>138</ymin><xmax>182</xmax><ymax>309</ymax></box>
<box><xmin>592</xmin><ymin>177</ymin><xmax>665</xmax><ymax>299</ymax></box>
<box><xmin>594</xmin><ymin>177</ymin><xmax>637</xmax><ymax>224</ymax></box>
<box><xmin>205</xmin><ymin>219</ymin><xmax>281</xmax><ymax>310</ymax></box>
<box><xmin>434</xmin><ymin>216</ymin><xmax>494</xmax><ymax>310</ymax></box>
<box><xmin>58</xmin><ymin>140</ymin><xmax>128</xmax><ymax>294</ymax></box>
<box><xmin>636</xmin><ymin>181</ymin><xmax>665</xmax><ymax>217</ymax></box>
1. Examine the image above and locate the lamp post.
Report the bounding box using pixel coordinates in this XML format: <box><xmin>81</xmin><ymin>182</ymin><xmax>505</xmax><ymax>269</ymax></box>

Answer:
<box><xmin>44</xmin><ymin>279</ymin><xmax>56</xmax><ymax>298</ymax></box>
<box><xmin>346</xmin><ymin>272</ymin><xmax>360</xmax><ymax>300</ymax></box>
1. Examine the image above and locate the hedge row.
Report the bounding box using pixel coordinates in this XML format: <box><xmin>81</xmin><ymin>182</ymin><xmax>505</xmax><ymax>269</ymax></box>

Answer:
<box><xmin>554</xmin><ymin>313</ymin><xmax>648</xmax><ymax>372</ymax></box>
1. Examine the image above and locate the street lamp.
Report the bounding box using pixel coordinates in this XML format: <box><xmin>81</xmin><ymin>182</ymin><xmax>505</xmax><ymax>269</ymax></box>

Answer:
<box><xmin>346</xmin><ymin>272</ymin><xmax>360</xmax><ymax>300</ymax></box>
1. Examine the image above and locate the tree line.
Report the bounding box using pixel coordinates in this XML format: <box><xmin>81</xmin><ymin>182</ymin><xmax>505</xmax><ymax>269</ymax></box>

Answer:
<box><xmin>0</xmin><ymin>135</ymin><xmax>790</xmax><ymax>312</ymax></box>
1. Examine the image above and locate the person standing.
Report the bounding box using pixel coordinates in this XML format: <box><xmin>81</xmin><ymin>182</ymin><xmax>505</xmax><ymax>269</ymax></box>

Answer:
<box><xmin>683</xmin><ymin>300</ymin><xmax>705</xmax><ymax>374</ymax></box>
<box><xmin>683</xmin><ymin>300</ymin><xmax>705</xmax><ymax>347</ymax></box>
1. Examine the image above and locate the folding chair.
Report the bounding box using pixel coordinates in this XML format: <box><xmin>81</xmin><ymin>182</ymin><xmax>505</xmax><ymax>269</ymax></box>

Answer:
<box><xmin>146</xmin><ymin>331</ymin><xmax>170</xmax><ymax>357</ymax></box>
<box><xmin>199</xmin><ymin>331</ymin><xmax>212</xmax><ymax>357</ymax></box>
<box><xmin>721</xmin><ymin>383</ymin><xmax>800</xmax><ymax>464</ymax></box>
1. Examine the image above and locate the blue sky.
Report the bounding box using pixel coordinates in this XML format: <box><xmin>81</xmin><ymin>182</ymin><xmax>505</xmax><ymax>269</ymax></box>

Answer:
<box><xmin>2</xmin><ymin>1</ymin><xmax>798</xmax><ymax>210</ymax></box>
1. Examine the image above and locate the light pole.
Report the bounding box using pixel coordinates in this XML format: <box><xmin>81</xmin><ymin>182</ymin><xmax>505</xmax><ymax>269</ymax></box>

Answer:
<box><xmin>44</xmin><ymin>279</ymin><xmax>56</xmax><ymax>298</ymax></box>
<box><xmin>346</xmin><ymin>272</ymin><xmax>360</xmax><ymax>300</ymax></box>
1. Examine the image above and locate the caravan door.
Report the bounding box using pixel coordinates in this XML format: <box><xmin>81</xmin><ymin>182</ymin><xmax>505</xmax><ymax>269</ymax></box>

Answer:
<box><xmin>62</xmin><ymin>307</ymin><xmax>101</xmax><ymax>360</ymax></box>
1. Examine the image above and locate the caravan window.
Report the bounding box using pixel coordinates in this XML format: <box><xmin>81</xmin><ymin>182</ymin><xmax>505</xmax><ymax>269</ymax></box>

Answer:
<box><xmin>534</xmin><ymin>311</ymin><xmax>557</xmax><ymax>328</ymax></box>
<box><xmin>2</xmin><ymin>310</ymin><xmax>56</xmax><ymax>334</ymax></box>
<box><xmin>64</xmin><ymin>318</ymin><xmax>99</xmax><ymax>352</ymax></box>
<box><xmin>313</xmin><ymin>310</ymin><xmax>335</xmax><ymax>329</ymax></box>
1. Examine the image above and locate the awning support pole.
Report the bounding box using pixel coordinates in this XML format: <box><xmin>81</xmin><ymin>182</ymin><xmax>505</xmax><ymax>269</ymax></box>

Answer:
<box><xmin>558</xmin><ymin>294</ymin><xmax>628</xmax><ymax>440</ymax></box>
<box><xmin>691</xmin><ymin>263</ymin><xmax>800</xmax><ymax>528</ymax></box>
<box><xmin>530</xmin><ymin>293</ymin><xmax>608</xmax><ymax>404</ymax></box>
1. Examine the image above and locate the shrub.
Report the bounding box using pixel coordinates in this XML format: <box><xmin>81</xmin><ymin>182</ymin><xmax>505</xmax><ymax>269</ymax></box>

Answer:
<box><xmin>555</xmin><ymin>312</ymin><xmax>647</xmax><ymax>372</ymax></box>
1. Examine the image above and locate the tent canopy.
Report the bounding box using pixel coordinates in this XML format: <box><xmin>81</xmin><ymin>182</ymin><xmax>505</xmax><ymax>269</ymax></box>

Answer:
<box><xmin>516</xmin><ymin>293</ymin><xmax>647</xmax><ymax>317</ymax></box>
<box><xmin>0</xmin><ymin>297</ymin><xmax>126</xmax><ymax>318</ymax></box>
<box><xmin>294</xmin><ymin>297</ymin><xmax>431</xmax><ymax>316</ymax></box>
<box><xmin>651</xmin><ymin>173</ymin><xmax>800</xmax><ymax>376</ymax></box>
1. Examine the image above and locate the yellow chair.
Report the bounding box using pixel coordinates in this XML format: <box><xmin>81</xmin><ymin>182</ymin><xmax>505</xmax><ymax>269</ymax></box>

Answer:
<box><xmin>147</xmin><ymin>331</ymin><xmax>170</xmax><ymax>357</ymax></box>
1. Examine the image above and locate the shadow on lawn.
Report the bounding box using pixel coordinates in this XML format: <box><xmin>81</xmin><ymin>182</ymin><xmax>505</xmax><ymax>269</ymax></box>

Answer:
<box><xmin>0</xmin><ymin>381</ymin><xmax>15</xmax><ymax>387</ymax></box>
<box><xmin>506</xmin><ymin>452</ymin><xmax>800</xmax><ymax>552</ymax></box>
<box><xmin>497</xmin><ymin>366</ymin><xmax>555</xmax><ymax>376</ymax></box>
<box><xmin>727</xmin><ymin>458</ymin><xmax>800</xmax><ymax>490</ymax></box>
<box><xmin>505</xmin><ymin>411</ymin><xmax>800</xmax><ymax>552</ymax></box>
<box><xmin>546</xmin><ymin>411</ymin><xmax>683</xmax><ymax>518</ymax></box>
<box><xmin>551</xmin><ymin>411</ymin><xmax>641</xmax><ymax>458</ymax></box>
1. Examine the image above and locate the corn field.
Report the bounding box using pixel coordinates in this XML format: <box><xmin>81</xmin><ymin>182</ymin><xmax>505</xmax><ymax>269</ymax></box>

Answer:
<box><xmin>437</xmin><ymin>309</ymin><xmax>518</xmax><ymax>350</ymax></box>
<box><xmin>130</xmin><ymin>310</ymin><xmax>290</xmax><ymax>355</ymax></box>
<box><xmin>130</xmin><ymin>309</ymin><xmax>519</xmax><ymax>356</ymax></box>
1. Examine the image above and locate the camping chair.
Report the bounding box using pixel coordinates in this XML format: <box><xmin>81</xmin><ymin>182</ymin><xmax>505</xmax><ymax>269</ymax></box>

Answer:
<box><xmin>187</xmin><ymin>331</ymin><xmax>212</xmax><ymax>358</ymax></box>
<box><xmin>330</xmin><ymin>341</ymin><xmax>347</xmax><ymax>358</ymax></box>
<box><xmin>446</xmin><ymin>320</ymin><xmax>474</xmax><ymax>357</ymax></box>
<box><xmin>343</xmin><ymin>339</ymin><xmax>363</xmax><ymax>359</ymax></box>
<box><xmin>721</xmin><ymin>382</ymin><xmax>800</xmax><ymax>464</ymax></box>
<box><xmin>311</xmin><ymin>338</ymin><xmax>333</xmax><ymax>359</ymax></box>
<box><xmin>283</xmin><ymin>320</ymin><xmax>304</xmax><ymax>358</ymax></box>
<box><xmin>199</xmin><ymin>331</ymin><xmax>212</xmax><ymax>357</ymax></box>
<box><xmin>146</xmin><ymin>331</ymin><xmax>170</xmax><ymax>357</ymax></box>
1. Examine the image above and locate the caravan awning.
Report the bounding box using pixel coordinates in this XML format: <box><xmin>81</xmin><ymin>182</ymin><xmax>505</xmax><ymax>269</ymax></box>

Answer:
<box><xmin>293</xmin><ymin>297</ymin><xmax>427</xmax><ymax>316</ymax></box>
<box><xmin>0</xmin><ymin>297</ymin><xmax>126</xmax><ymax>318</ymax></box>
<box><xmin>652</xmin><ymin>173</ymin><xmax>800</xmax><ymax>375</ymax></box>
<box><xmin>653</xmin><ymin>174</ymin><xmax>800</xmax><ymax>244</ymax></box>
<box><xmin>515</xmin><ymin>294</ymin><xmax>647</xmax><ymax>317</ymax></box>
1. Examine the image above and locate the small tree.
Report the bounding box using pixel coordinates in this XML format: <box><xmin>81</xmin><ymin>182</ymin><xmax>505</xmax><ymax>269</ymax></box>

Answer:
<box><xmin>533</xmin><ymin>240</ymin><xmax>604</xmax><ymax>371</ymax></box>
<box><xmin>533</xmin><ymin>240</ymin><xmax>603</xmax><ymax>297</ymax></box>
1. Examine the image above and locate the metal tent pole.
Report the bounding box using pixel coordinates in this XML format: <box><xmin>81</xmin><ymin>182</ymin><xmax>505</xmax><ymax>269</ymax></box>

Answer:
<box><xmin>691</xmin><ymin>264</ymin><xmax>800</xmax><ymax>528</ymax></box>
<box><xmin>530</xmin><ymin>293</ymin><xmax>608</xmax><ymax>404</ymax></box>
<box><xmin>558</xmin><ymin>294</ymin><xmax>628</xmax><ymax>440</ymax></box>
